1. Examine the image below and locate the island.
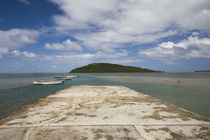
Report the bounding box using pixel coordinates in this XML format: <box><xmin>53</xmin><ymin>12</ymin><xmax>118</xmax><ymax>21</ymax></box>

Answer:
<box><xmin>70</xmin><ymin>63</ymin><xmax>160</xmax><ymax>73</ymax></box>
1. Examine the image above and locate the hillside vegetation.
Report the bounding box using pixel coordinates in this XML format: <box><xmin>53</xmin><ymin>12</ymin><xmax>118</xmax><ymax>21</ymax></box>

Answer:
<box><xmin>70</xmin><ymin>63</ymin><xmax>160</xmax><ymax>73</ymax></box>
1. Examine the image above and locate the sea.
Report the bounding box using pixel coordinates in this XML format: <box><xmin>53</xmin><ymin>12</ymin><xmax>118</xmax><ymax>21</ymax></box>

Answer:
<box><xmin>0</xmin><ymin>72</ymin><xmax>210</xmax><ymax>119</ymax></box>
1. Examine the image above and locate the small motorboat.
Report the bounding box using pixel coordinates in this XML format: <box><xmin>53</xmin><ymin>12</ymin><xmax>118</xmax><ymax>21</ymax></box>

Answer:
<box><xmin>33</xmin><ymin>80</ymin><xmax>64</xmax><ymax>85</ymax></box>
<box><xmin>56</xmin><ymin>78</ymin><xmax>72</xmax><ymax>80</ymax></box>
<box><xmin>65</xmin><ymin>75</ymin><xmax>79</xmax><ymax>78</ymax></box>
<box><xmin>54</xmin><ymin>75</ymin><xmax>79</xmax><ymax>78</ymax></box>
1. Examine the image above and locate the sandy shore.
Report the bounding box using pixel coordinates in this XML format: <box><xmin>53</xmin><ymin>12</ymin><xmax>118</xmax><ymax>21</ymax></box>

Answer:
<box><xmin>0</xmin><ymin>85</ymin><xmax>210</xmax><ymax>139</ymax></box>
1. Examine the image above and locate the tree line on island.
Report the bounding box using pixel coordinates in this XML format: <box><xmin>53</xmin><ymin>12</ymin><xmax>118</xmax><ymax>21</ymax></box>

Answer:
<box><xmin>70</xmin><ymin>63</ymin><xmax>162</xmax><ymax>73</ymax></box>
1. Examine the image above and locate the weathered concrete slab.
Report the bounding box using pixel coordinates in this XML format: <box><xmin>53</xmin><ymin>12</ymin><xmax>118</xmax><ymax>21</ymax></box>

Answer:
<box><xmin>0</xmin><ymin>85</ymin><xmax>210</xmax><ymax>140</ymax></box>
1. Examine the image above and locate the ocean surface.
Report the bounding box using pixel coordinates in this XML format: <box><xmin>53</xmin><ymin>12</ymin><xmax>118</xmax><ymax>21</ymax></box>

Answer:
<box><xmin>0</xmin><ymin>72</ymin><xmax>210</xmax><ymax>119</ymax></box>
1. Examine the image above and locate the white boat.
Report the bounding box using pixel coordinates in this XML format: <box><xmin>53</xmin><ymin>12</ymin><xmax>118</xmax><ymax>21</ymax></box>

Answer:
<box><xmin>33</xmin><ymin>80</ymin><xmax>64</xmax><ymax>85</ymax></box>
<box><xmin>64</xmin><ymin>75</ymin><xmax>79</xmax><ymax>78</ymax></box>
<box><xmin>56</xmin><ymin>78</ymin><xmax>72</xmax><ymax>80</ymax></box>
<box><xmin>54</xmin><ymin>75</ymin><xmax>79</xmax><ymax>78</ymax></box>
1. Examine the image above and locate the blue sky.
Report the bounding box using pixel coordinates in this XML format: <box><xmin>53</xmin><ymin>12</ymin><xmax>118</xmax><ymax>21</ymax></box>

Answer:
<box><xmin>0</xmin><ymin>0</ymin><xmax>210</xmax><ymax>72</ymax></box>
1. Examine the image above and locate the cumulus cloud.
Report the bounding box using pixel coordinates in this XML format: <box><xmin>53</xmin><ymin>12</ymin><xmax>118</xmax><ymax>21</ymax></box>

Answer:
<box><xmin>11</xmin><ymin>50</ymin><xmax>21</xmax><ymax>56</ymax></box>
<box><xmin>12</xmin><ymin>50</ymin><xmax>36</xmax><ymax>58</ymax></box>
<box><xmin>41</xmin><ymin>49</ymin><xmax>129</xmax><ymax>65</ymax></box>
<box><xmin>94</xmin><ymin>50</ymin><xmax>127</xmax><ymax>58</ymax></box>
<box><xmin>49</xmin><ymin>0</ymin><xmax>210</xmax><ymax>51</ymax></box>
<box><xmin>0</xmin><ymin>48</ymin><xmax>9</xmax><ymax>59</ymax></box>
<box><xmin>75</xmin><ymin>30</ymin><xmax>177</xmax><ymax>52</ymax></box>
<box><xmin>42</xmin><ymin>53</ymin><xmax>96</xmax><ymax>67</ymax></box>
<box><xmin>50</xmin><ymin>0</ymin><xmax>117</xmax><ymax>31</ymax></box>
<box><xmin>0</xmin><ymin>29</ymin><xmax>39</xmax><ymax>58</ymax></box>
<box><xmin>44</xmin><ymin>49</ymin><xmax>127</xmax><ymax>61</ymax></box>
<box><xmin>101</xmin><ymin>58</ymin><xmax>141</xmax><ymax>65</ymax></box>
<box><xmin>45</xmin><ymin>39</ymin><xmax>82</xmax><ymax>51</ymax></box>
<box><xmin>39</xmin><ymin>48</ymin><xmax>143</xmax><ymax>70</ymax></box>
<box><xmin>139</xmin><ymin>36</ymin><xmax>210</xmax><ymax>61</ymax></box>
<box><xmin>192</xmin><ymin>32</ymin><xmax>200</xmax><ymax>36</ymax></box>
<box><xmin>22</xmin><ymin>51</ymin><xmax>36</xmax><ymax>58</ymax></box>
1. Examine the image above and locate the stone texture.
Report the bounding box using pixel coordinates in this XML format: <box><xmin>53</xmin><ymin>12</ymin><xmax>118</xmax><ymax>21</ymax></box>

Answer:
<box><xmin>0</xmin><ymin>85</ymin><xmax>209</xmax><ymax>140</ymax></box>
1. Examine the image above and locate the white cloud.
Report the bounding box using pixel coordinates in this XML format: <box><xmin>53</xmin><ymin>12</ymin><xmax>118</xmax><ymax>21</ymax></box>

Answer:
<box><xmin>55</xmin><ymin>54</ymin><xmax>95</xmax><ymax>62</ymax></box>
<box><xmin>101</xmin><ymin>58</ymin><xmax>141</xmax><ymax>65</ymax></box>
<box><xmin>41</xmin><ymin>49</ymin><xmax>128</xmax><ymax>65</ymax></box>
<box><xmin>12</xmin><ymin>50</ymin><xmax>36</xmax><ymax>58</ymax></box>
<box><xmin>44</xmin><ymin>49</ymin><xmax>127</xmax><ymax>61</ymax></box>
<box><xmin>95</xmin><ymin>50</ymin><xmax>128</xmax><ymax>58</ymax></box>
<box><xmin>52</xmin><ymin>65</ymin><xmax>57</xmax><ymax>68</ymax></box>
<box><xmin>45</xmin><ymin>39</ymin><xmax>82</xmax><ymax>51</ymax></box>
<box><xmin>39</xmin><ymin>48</ymin><xmax>141</xmax><ymax>71</ymax></box>
<box><xmin>139</xmin><ymin>36</ymin><xmax>210</xmax><ymax>61</ymax></box>
<box><xmin>192</xmin><ymin>32</ymin><xmax>200</xmax><ymax>36</ymax></box>
<box><xmin>0</xmin><ymin>29</ymin><xmax>39</xmax><ymax>58</ymax></box>
<box><xmin>0</xmin><ymin>29</ymin><xmax>39</xmax><ymax>47</ymax></box>
<box><xmin>49</xmin><ymin>0</ymin><xmax>210</xmax><ymax>51</ymax></box>
<box><xmin>22</xmin><ymin>51</ymin><xmax>36</xmax><ymax>58</ymax></box>
<box><xmin>11</xmin><ymin>50</ymin><xmax>21</xmax><ymax>56</ymax></box>
<box><xmin>75</xmin><ymin>30</ymin><xmax>177</xmax><ymax>52</ymax></box>
<box><xmin>0</xmin><ymin>48</ymin><xmax>9</xmax><ymax>59</ymax></box>
<box><xmin>51</xmin><ymin>0</ymin><xmax>117</xmax><ymax>31</ymax></box>
<box><xmin>18</xmin><ymin>0</ymin><xmax>30</xmax><ymax>4</ymax></box>
<box><xmin>42</xmin><ymin>53</ymin><xmax>96</xmax><ymax>67</ymax></box>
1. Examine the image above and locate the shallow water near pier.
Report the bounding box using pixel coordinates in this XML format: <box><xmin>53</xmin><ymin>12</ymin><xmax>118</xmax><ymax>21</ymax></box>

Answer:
<box><xmin>0</xmin><ymin>72</ymin><xmax>210</xmax><ymax>119</ymax></box>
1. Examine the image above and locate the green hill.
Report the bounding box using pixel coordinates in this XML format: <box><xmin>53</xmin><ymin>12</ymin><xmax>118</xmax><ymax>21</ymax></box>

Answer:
<box><xmin>70</xmin><ymin>63</ymin><xmax>160</xmax><ymax>73</ymax></box>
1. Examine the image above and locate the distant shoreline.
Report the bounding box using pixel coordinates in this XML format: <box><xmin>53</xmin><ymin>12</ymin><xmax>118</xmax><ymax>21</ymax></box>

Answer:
<box><xmin>195</xmin><ymin>70</ymin><xmax>210</xmax><ymax>72</ymax></box>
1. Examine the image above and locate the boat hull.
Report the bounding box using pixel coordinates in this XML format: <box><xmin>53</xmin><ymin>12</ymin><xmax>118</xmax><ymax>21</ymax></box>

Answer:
<box><xmin>54</xmin><ymin>75</ymin><xmax>79</xmax><ymax>78</ymax></box>
<box><xmin>56</xmin><ymin>78</ymin><xmax>72</xmax><ymax>80</ymax></box>
<box><xmin>33</xmin><ymin>80</ymin><xmax>64</xmax><ymax>85</ymax></box>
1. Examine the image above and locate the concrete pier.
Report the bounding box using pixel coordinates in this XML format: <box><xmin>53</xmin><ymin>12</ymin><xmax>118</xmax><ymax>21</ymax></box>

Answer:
<box><xmin>0</xmin><ymin>85</ymin><xmax>210</xmax><ymax>139</ymax></box>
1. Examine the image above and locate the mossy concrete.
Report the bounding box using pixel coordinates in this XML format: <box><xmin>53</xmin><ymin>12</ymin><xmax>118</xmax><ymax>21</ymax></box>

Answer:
<box><xmin>0</xmin><ymin>85</ymin><xmax>210</xmax><ymax>140</ymax></box>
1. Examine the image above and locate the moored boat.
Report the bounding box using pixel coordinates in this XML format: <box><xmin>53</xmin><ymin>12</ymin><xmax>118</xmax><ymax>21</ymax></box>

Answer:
<box><xmin>33</xmin><ymin>80</ymin><xmax>64</xmax><ymax>85</ymax></box>
<box><xmin>56</xmin><ymin>78</ymin><xmax>72</xmax><ymax>80</ymax></box>
<box><xmin>54</xmin><ymin>75</ymin><xmax>79</xmax><ymax>78</ymax></box>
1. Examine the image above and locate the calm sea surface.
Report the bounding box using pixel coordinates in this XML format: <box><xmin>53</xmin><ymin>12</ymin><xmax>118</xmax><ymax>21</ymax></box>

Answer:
<box><xmin>0</xmin><ymin>72</ymin><xmax>210</xmax><ymax>119</ymax></box>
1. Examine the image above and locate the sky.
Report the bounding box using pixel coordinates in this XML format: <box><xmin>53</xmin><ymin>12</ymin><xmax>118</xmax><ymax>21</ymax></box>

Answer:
<box><xmin>0</xmin><ymin>0</ymin><xmax>210</xmax><ymax>72</ymax></box>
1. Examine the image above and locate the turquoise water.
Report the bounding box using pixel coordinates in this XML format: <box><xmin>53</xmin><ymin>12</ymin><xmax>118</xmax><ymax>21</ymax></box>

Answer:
<box><xmin>0</xmin><ymin>73</ymin><xmax>210</xmax><ymax>119</ymax></box>
<box><xmin>0</xmin><ymin>74</ymin><xmax>109</xmax><ymax>118</ymax></box>
<box><xmin>0</xmin><ymin>73</ymin><xmax>65</xmax><ymax>90</ymax></box>
<box><xmin>91</xmin><ymin>73</ymin><xmax>210</xmax><ymax>119</ymax></box>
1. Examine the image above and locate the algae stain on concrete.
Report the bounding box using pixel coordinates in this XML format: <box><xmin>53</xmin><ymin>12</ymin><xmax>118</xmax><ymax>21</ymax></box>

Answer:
<box><xmin>0</xmin><ymin>85</ymin><xmax>210</xmax><ymax>140</ymax></box>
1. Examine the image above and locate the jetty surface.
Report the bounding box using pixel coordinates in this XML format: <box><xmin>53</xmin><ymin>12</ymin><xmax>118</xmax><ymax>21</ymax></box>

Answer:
<box><xmin>0</xmin><ymin>85</ymin><xmax>210</xmax><ymax>139</ymax></box>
